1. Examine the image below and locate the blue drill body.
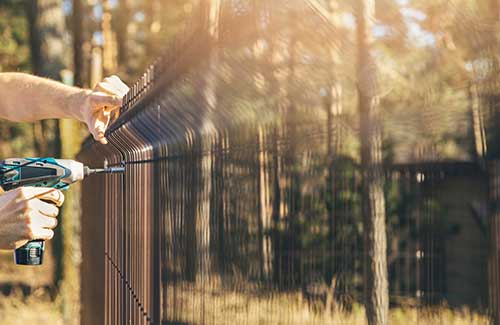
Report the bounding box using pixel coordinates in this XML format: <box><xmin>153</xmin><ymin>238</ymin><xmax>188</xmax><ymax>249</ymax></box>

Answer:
<box><xmin>0</xmin><ymin>157</ymin><xmax>124</xmax><ymax>265</ymax></box>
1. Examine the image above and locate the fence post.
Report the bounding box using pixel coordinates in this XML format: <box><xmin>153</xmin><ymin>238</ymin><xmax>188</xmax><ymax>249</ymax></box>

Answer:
<box><xmin>488</xmin><ymin>161</ymin><xmax>500</xmax><ymax>325</ymax></box>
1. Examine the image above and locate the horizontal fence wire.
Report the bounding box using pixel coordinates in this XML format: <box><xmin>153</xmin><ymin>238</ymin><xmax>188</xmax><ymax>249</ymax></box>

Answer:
<box><xmin>78</xmin><ymin>0</ymin><xmax>499</xmax><ymax>324</ymax></box>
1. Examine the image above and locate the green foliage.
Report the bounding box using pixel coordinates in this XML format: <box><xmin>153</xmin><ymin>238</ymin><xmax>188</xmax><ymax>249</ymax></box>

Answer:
<box><xmin>0</xmin><ymin>0</ymin><xmax>31</xmax><ymax>72</ymax></box>
<box><xmin>111</xmin><ymin>0</ymin><xmax>196</xmax><ymax>83</ymax></box>
<box><xmin>0</xmin><ymin>0</ymin><xmax>35</xmax><ymax>157</ymax></box>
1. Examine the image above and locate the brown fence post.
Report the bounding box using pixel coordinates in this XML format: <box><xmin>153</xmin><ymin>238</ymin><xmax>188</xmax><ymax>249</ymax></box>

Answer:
<box><xmin>488</xmin><ymin>161</ymin><xmax>500</xmax><ymax>325</ymax></box>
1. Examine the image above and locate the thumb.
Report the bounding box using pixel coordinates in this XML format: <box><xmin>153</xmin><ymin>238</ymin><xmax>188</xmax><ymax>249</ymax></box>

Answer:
<box><xmin>90</xmin><ymin>115</ymin><xmax>110</xmax><ymax>145</ymax></box>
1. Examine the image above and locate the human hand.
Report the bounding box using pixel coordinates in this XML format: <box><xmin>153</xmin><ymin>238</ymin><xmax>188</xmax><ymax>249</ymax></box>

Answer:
<box><xmin>0</xmin><ymin>187</ymin><xmax>64</xmax><ymax>250</ymax></box>
<box><xmin>79</xmin><ymin>75</ymin><xmax>129</xmax><ymax>144</ymax></box>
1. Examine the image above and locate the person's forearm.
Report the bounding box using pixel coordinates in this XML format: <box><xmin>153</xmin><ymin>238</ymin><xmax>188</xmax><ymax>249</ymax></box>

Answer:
<box><xmin>0</xmin><ymin>73</ymin><xmax>87</xmax><ymax>122</ymax></box>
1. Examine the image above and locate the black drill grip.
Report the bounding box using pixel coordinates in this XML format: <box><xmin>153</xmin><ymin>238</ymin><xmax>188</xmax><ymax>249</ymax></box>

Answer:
<box><xmin>14</xmin><ymin>199</ymin><xmax>55</xmax><ymax>265</ymax></box>
<box><xmin>14</xmin><ymin>240</ymin><xmax>45</xmax><ymax>265</ymax></box>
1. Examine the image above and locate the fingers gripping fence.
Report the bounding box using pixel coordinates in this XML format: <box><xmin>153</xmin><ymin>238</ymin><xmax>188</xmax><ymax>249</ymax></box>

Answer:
<box><xmin>78</xmin><ymin>1</ymin><xmax>498</xmax><ymax>324</ymax></box>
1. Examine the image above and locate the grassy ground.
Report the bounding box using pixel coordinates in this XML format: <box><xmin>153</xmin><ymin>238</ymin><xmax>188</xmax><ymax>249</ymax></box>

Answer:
<box><xmin>0</xmin><ymin>248</ymin><xmax>63</xmax><ymax>325</ymax></box>
<box><xmin>165</xmin><ymin>284</ymin><xmax>491</xmax><ymax>324</ymax></box>
<box><xmin>0</xmin><ymin>290</ymin><xmax>63</xmax><ymax>324</ymax></box>
<box><xmin>0</xmin><ymin>299</ymin><xmax>489</xmax><ymax>325</ymax></box>
<box><xmin>0</xmin><ymin>278</ymin><xmax>491</xmax><ymax>324</ymax></box>
<box><xmin>0</xmin><ymin>291</ymin><xmax>490</xmax><ymax>325</ymax></box>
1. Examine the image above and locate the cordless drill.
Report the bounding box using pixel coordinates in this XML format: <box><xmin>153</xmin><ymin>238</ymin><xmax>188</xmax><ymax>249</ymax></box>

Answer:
<box><xmin>0</xmin><ymin>157</ymin><xmax>124</xmax><ymax>265</ymax></box>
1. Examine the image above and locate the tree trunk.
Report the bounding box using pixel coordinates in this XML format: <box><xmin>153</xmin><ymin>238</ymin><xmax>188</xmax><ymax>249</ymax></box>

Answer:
<box><xmin>102</xmin><ymin>0</ymin><xmax>118</xmax><ymax>75</ymax></box>
<box><xmin>73</xmin><ymin>0</ymin><xmax>86</xmax><ymax>87</ymax></box>
<box><xmin>271</xmin><ymin>128</ymin><xmax>282</xmax><ymax>286</ymax></box>
<box><xmin>32</xmin><ymin>120</ymin><xmax>48</xmax><ymax>156</ymax></box>
<box><xmin>59</xmin><ymin>118</ymin><xmax>84</xmax><ymax>325</ymax></box>
<box><xmin>26</xmin><ymin>3</ymin><xmax>80</xmax><ymax>325</ymax></box>
<box><xmin>144</xmin><ymin>0</ymin><xmax>161</xmax><ymax>56</ymax></box>
<box><xmin>26</xmin><ymin>0</ymin><xmax>67</xmax><ymax>158</ymax></box>
<box><xmin>184</xmin><ymin>149</ymin><xmax>200</xmax><ymax>282</ymax></box>
<box><xmin>205</xmin><ymin>0</ymin><xmax>222</xmax><ymax>275</ymax></box>
<box><xmin>0</xmin><ymin>124</ymin><xmax>13</xmax><ymax>158</ymax></box>
<box><xmin>324</xmin><ymin>75</ymin><xmax>343</xmax><ymax>308</ymax></box>
<box><xmin>324</xmin><ymin>1</ymin><xmax>344</xmax><ymax>305</ymax></box>
<box><xmin>283</xmin><ymin>10</ymin><xmax>302</xmax><ymax>289</ymax></box>
<box><xmin>469</xmin><ymin>82</ymin><xmax>487</xmax><ymax>160</ymax></box>
<box><xmin>247</xmin><ymin>2</ymin><xmax>278</xmax><ymax>282</ymax></box>
<box><xmin>115</xmin><ymin>0</ymin><xmax>131</xmax><ymax>67</ymax></box>
<box><xmin>210</xmin><ymin>134</ymin><xmax>226</xmax><ymax>275</ymax></box>
<box><xmin>257</xmin><ymin>127</ymin><xmax>272</xmax><ymax>280</ymax></box>
<box><xmin>356</xmin><ymin>0</ymin><xmax>389</xmax><ymax>324</ymax></box>
<box><xmin>185</xmin><ymin>0</ymin><xmax>222</xmax><ymax>274</ymax></box>
<box><xmin>257</xmin><ymin>5</ymin><xmax>284</xmax><ymax>286</ymax></box>
<box><xmin>26</xmin><ymin>0</ymin><xmax>67</xmax><ymax>78</ymax></box>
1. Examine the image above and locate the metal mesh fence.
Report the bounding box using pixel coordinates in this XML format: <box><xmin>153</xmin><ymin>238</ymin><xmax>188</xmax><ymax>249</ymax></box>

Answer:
<box><xmin>78</xmin><ymin>1</ymin><xmax>498</xmax><ymax>324</ymax></box>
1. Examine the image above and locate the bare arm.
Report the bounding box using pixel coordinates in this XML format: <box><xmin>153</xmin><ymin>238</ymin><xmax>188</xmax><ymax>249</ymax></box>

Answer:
<box><xmin>0</xmin><ymin>73</ymin><xmax>88</xmax><ymax>122</ymax></box>
<box><xmin>0</xmin><ymin>73</ymin><xmax>129</xmax><ymax>144</ymax></box>
<box><xmin>0</xmin><ymin>74</ymin><xmax>129</xmax><ymax>251</ymax></box>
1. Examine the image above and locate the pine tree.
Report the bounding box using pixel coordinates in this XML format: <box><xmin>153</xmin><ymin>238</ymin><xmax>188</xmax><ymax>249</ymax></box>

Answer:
<box><xmin>356</xmin><ymin>0</ymin><xmax>389</xmax><ymax>323</ymax></box>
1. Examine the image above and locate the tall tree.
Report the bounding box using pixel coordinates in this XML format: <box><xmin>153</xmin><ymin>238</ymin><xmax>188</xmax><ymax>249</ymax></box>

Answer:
<box><xmin>257</xmin><ymin>126</ymin><xmax>271</xmax><ymax>279</ymax></box>
<box><xmin>205</xmin><ymin>0</ymin><xmax>222</xmax><ymax>278</ymax></box>
<box><xmin>26</xmin><ymin>0</ymin><xmax>66</xmax><ymax>79</ymax></box>
<box><xmin>253</xmin><ymin>3</ymin><xmax>274</xmax><ymax>282</ymax></box>
<box><xmin>321</xmin><ymin>0</ymin><xmax>346</xmax><ymax>309</ymax></box>
<box><xmin>356</xmin><ymin>0</ymin><xmax>389</xmax><ymax>324</ymax></box>
<box><xmin>61</xmin><ymin>1</ymin><xmax>88</xmax><ymax>315</ymax></box>
<box><xmin>284</xmin><ymin>8</ymin><xmax>303</xmax><ymax>288</ymax></box>
<box><xmin>73</xmin><ymin>0</ymin><xmax>87</xmax><ymax>87</ymax></box>
<box><xmin>26</xmin><ymin>0</ymin><xmax>67</xmax><ymax>157</ymax></box>
<box><xmin>26</xmin><ymin>2</ymin><xmax>82</xmax><ymax>325</ymax></box>
<box><xmin>115</xmin><ymin>0</ymin><xmax>131</xmax><ymax>70</ymax></box>
<box><xmin>102</xmin><ymin>0</ymin><xmax>118</xmax><ymax>75</ymax></box>
<box><xmin>71</xmin><ymin>0</ymin><xmax>90</xmax><ymax>87</ymax></box>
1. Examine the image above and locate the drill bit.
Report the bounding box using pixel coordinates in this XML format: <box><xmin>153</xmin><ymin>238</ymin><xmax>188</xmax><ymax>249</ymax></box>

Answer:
<box><xmin>84</xmin><ymin>166</ymin><xmax>125</xmax><ymax>176</ymax></box>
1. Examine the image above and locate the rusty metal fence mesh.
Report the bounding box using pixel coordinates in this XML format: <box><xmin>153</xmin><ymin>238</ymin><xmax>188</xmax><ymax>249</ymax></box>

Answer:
<box><xmin>78</xmin><ymin>0</ymin><xmax>499</xmax><ymax>324</ymax></box>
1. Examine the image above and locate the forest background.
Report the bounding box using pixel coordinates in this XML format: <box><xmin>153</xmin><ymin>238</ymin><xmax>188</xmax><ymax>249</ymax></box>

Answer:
<box><xmin>0</xmin><ymin>0</ymin><xmax>497</xmax><ymax>324</ymax></box>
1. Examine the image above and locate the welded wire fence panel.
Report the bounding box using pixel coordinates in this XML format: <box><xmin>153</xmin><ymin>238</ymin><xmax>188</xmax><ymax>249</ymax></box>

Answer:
<box><xmin>79</xmin><ymin>0</ymin><xmax>497</xmax><ymax>324</ymax></box>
